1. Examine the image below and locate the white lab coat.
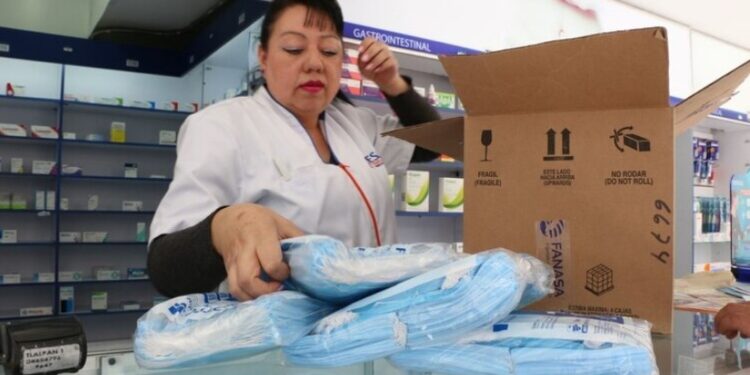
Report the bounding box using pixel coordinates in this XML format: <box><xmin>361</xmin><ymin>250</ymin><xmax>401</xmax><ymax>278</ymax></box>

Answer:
<box><xmin>150</xmin><ymin>86</ymin><xmax>415</xmax><ymax>248</ymax></box>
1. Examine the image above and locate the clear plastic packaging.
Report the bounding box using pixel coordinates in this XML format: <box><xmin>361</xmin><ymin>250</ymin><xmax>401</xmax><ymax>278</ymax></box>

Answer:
<box><xmin>389</xmin><ymin>312</ymin><xmax>658</xmax><ymax>375</ymax></box>
<box><xmin>281</xmin><ymin>235</ymin><xmax>461</xmax><ymax>304</ymax></box>
<box><xmin>283</xmin><ymin>250</ymin><xmax>552</xmax><ymax>367</ymax></box>
<box><xmin>133</xmin><ymin>291</ymin><xmax>333</xmax><ymax>369</ymax></box>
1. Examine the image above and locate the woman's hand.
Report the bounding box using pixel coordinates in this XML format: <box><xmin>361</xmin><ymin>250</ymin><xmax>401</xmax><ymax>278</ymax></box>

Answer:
<box><xmin>715</xmin><ymin>302</ymin><xmax>750</xmax><ymax>339</ymax></box>
<box><xmin>358</xmin><ymin>37</ymin><xmax>409</xmax><ymax>97</ymax></box>
<box><xmin>211</xmin><ymin>204</ymin><xmax>304</xmax><ymax>300</ymax></box>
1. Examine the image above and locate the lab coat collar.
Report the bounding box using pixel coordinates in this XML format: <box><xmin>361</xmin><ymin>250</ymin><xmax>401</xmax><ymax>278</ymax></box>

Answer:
<box><xmin>255</xmin><ymin>85</ymin><xmax>327</xmax><ymax>134</ymax></box>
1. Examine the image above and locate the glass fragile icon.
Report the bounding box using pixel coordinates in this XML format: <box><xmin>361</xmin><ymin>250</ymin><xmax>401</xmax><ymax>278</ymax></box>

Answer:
<box><xmin>481</xmin><ymin>130</ymin><xmax>492</xmax><ymax>161</ymax></box>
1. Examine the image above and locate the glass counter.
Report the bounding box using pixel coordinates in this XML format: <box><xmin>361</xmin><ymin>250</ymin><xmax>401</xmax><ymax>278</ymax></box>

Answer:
<box><xmin>3</xmin><ymin>311</ymin><xmax>750</xmax><ymax>375</ymax></box>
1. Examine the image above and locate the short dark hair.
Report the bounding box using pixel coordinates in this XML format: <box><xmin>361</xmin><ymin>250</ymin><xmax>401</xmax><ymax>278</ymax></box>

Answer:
<box><xmin>259</xmin><ymin>0</ymin><xmax>344</xmax><ymax>50</ymax></box>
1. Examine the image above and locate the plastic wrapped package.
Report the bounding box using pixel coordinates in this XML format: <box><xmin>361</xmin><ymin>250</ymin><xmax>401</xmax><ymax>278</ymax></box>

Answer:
<box><xmin>389</xmin><ymin>312</ymin><xmax>658</xmax><ymax>375</ymax></box>
<box><xmin>283</xmin><ymin>250</ymin><xmax>553</xmax><ymax>367</ymax></box>
<box><xmin>134</xmin><ymin>291</ymin><xmax>333</xmax><ymax>369</ymax></box>
<box><xmin>281</xmin><ymin>235</ymin><xmax>460</xmax><ymax>304</ymax></box>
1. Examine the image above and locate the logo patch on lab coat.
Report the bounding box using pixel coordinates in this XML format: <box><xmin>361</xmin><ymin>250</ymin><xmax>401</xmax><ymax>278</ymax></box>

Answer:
<box><xmin>364</xmin><ymin>152</ymin><xmax>384</xmax><ymax>168</ymax></box>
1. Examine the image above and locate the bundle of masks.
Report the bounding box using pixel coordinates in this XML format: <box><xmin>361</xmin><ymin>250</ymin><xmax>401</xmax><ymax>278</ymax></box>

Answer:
<box><xmin>389</xmin><ymin>313</ymin><xmax>657</xmax><ymax>375</ymax></box>
<box><xmin>134</xmin><ymin>235</ymin><xmax>657</xmax><ymax>374</ymax></box>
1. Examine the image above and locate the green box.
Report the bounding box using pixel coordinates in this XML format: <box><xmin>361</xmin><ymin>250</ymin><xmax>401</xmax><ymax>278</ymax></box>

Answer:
<box><xmin>435</xmin><ymin>92</ymin><xmax>456</xmax><ymax>109</ymax></box>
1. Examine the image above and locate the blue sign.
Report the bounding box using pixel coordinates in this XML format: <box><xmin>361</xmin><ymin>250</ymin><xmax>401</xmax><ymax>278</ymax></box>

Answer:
<box><xmin>343</xmin><ymin>22</ymin><xmax>481</xmax><ymax>56</ymax></box>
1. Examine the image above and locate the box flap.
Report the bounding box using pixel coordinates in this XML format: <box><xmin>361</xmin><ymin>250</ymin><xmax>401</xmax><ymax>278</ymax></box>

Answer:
<box><xmin>440</xmin><ymin>27</ymin><xmax>669</xmax><ymax>116</ymax></box>
<box><xmin>674</xmin><ymin>60</ymin><xmax>750</xmax><ymax>134</ymax></box>
<box><xmin>384</xmin><ymin>117</ymin><xmax>464</xmax><ymax>161</ymax></box>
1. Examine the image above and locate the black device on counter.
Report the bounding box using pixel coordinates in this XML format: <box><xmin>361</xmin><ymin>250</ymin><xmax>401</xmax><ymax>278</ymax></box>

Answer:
<box><xmin>0</xmin><ymin>317</ymin><xmax>87</xmax><ymax>375</ymax></box>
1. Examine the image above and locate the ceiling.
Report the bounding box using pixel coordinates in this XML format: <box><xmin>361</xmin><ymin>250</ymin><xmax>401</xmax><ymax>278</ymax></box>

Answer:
<box><xmin>94</xmin><ymin>0</ymin><xmax>223</xmax><ymax>31</ymax></box>
<box><xmin>0</xmin><ymin>0</ymin><xmax>230</xmax><ymax>49</ymax></box>
<box><xmin>617</xmin><ymin>0</ymin><xmax>750</xmax><ymax>50</ymax></box>
<box><xmin>0</xmin><ymin>0</ymin><xmax>748</xmax><ymax>51</ymax></box>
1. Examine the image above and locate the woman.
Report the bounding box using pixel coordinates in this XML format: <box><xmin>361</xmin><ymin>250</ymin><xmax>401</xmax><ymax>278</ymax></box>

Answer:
<box><xmin>148</xmin><ymin>0</ymin><xmax>440</xmax><ymax>301</ymax></box>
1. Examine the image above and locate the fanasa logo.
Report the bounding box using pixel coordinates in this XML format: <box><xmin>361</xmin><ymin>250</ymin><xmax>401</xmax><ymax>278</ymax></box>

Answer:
<box><xmin>539</xmin><ymin>220</ymin><xmax>565</xmax><ymax>239</ymax></box>
<box><xmin>364</xmin><ymin>151</ymin><xmax>384</xmax><ymax>168</ymax></box>
<box><xmin>538</xmin><ymin>220</ymin><xmax>567</xmax><ymax>297</ymax></box>
<box><xmin>168</xmin><ymin>302</ymin><xmax>189</xmax><ymax>315</ymax></box>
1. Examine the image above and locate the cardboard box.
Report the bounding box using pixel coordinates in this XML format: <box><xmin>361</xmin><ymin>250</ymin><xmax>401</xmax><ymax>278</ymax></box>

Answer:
<box><xmin>124</xmin><ymin>162</ymin><xmax>138</xmax><ymax>178</ymax></box>
<box><xmin>110</xmin><ymin>121</ymin><xmax>126</xmax><ymax>143</ymax></box>
<box><xmin>388</xmin><ymin>28</ymin><xmax>750</xmax><ymax>334</ymax></box>
<box><xmin>136</xmin><ymin>222</ymin><xmax>147</xmax><ymax>242</ymax></box>
<box><xmin>95</xmin><ymin>268</ymin><xmax>120</xmax><ymax>281</ymax></box>
<box><xmin>1</xmin><ymin>230</ymin><xmax>17</xmax><ymax>244</ymax></box>
<box><xmin>88</xmin><ymin>195</ymin><xmax>98</xmax><ymax>211</ymax></box>
<box><xmin>127</xmin><ymin>267</ymin><xmax>148</xmax><ymax>280</ymax></box>
<box><xmin>10</xmin><ymin>158</ymin><xmax>23</xmax><ymax>173</ymax></box>
<box><xmin>362</xmin><ymin>80</ymin><xmax>384</xmax><ymax>98</ymax></box>
<box><xmin>342</xmin><ymin>63</ymin><xmax>362</xmax><ymax>80</ymax></box>
<box><xmin>35</xmin><ymin>191</ymin><xmax>45</xmax><ymax>210</ymax></box>
<box><xmin>20</xmin><ymin>306</ymin><xmax>52</xmax><ymax>317</ymax></box>
<box><xmin>0</xmin><ymin>123</ymin><xmax>27</xmax><ymax>137</ymax></box>
<box><xmin>158</xmin><ymin>130</ymin><xmax>176</xmax><ymax>145</ymax></box>
<box><xmin>45</xmin><ymin>190</ymin><xmax>55</xmax><ymax>210</ymax></box>
<box><xmin>91</xmin><ymin>292</ymin><xmax>108</xmax><ymax>311</ymax></box>
<box><xmin>33</xmin><ymin>272</ymin><xmax>54</xmax><ymax>283</ymax></box>
<box><xmin>30</xmin><ymin>125</ymin><xmax>58</xmax><ymax>139</ymax></box>
<box><xmin>82</xmin><ymin>232</ymin><xmax>107</xmax><ymax>243</ymax></box>
<box><xmin>60</xmin><ymin>286</ymin><xmax>75</xmax><ymax>313</ymax></box>
<box><xmin>58</xmin><ymin>271</ymin><xmax>83</xmax><ymax>282</ymax></box>
<box><xmin>398</xmin><ymin>171</ymin><xmax>430</xmax><ymax>212</ymax></box>
<box><xmin>60</xmin><ymin>197</ymin><xmax>69</xmax><ymax>210</ymax></box>
<box><xmin>59</xmin><ymin>232</ymin><xmax>81</xmax><ymax>243</ymax></box>
<box><xmin>10</xmin><ymin>195</ymin><xmax>27</xmax><ymax>210</ymax></box>
<box><xmin>121</xmin><ymin>301</ymin><xmax>141</xmax><ymax>311</ymax></box>
<box><xmin>340</xmin><ymin>78</ymin><xmax>362</xmax><ymax>96</ymax></box>
<box><xmin>122</xmin><ymin>200</ymin><xmax>143</xmax><ymax>212</ymax></box>
<box><xmin>435</xmin><ymin>92</ymin><xmax>456</xmax><ymax>109</ymax></box>
<box><xmin>1</xmin><ymin>274</ymin><xmax>21</xmax><ymax>284</ymax></box>
<box><xmin>438</xmin><ymin>177</ymin><xmax>464</xmax><ymax>213</ymax></box>
<box><xmin>32</xmin><ymin>160</ymin><xmax>56</xmax><ymax>175</ymax></box>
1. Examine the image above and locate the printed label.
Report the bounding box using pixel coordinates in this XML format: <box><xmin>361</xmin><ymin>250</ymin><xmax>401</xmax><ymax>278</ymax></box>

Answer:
<box><xmin>568</xmin><ymin>304</ymin><xmax>636</xmax><ymax>318</ymax></box>
<box><xmin>540</xmin><ymin>168</ymin><xmax>575</xmax><ymax>187</ymax></box>
<box><xmin>475</xmin><ymin>170</ymin><xmax>502</xmax><ymax>187</ymax></box>
<box><xmin>485</xmin><ymin>314</ymin><xmax>644</xmax><ymax>347</ymax></box>
<box><xmin>22</xmin><ymin>344</ymin><xmax>80</xmax><ymax>374</ymax></box>
<box><xmin>535</xmin><ymin>220</ymin><xmax>571</xmax><ymax>297</ymax></box>
<box><xmin>604</xmin><ymin>170</ymin><xmax>653</xmax><ymax>186</ymax></box>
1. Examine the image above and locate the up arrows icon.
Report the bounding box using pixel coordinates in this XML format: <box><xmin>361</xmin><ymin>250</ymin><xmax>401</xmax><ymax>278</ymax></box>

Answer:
<box><xmin>544</xmin><ymin>128</ymin><xmax>574</xmax><ymax>161</ymax></box>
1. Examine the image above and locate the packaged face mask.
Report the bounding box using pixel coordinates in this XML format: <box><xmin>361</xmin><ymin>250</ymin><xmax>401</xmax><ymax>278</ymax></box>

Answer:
<box><xmin>281</xmin><ymin>235</ymin><xmax>461</xmax><ymax>304</ymax></box>
<box><xmin>283</xmin><ymin>250</ymin><xmax>552</xmax><ymax>367</ymax></box>
<box><xmin>389</xmin><ymin>312</ymin><xmax>657</xmax><ymax>375</ymax></box>
<box><xmin>133</xmin><ymin>291</ymin><xmax>333</xmax><ymax>369</ymax></box>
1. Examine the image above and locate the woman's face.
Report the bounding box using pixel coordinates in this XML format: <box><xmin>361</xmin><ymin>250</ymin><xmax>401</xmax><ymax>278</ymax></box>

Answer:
<box><xmin>258</xmin><ymin>5</ymin><xmax>343</xmax><ymax>122</ymax></box>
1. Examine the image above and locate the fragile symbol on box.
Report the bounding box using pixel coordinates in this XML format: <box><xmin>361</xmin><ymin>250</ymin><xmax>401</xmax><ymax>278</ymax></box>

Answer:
<box><xmin>480</xmin><ymin>130</ymin><xmax>492</xmax><ymax>162</ymax></box>
<box><xmin>610</xmin><ymin>126</ymin><xmax>650</xmax><ymax>153</ymax></box>
<box><xmin>585</xmin><ymin>264</ymin><xmax>614</xmax><ymax>296</ymax></box>
<box><xmin>544</xmin><ymin>128</ymin><xmax>574</xmax><ymax>161</ymax></box>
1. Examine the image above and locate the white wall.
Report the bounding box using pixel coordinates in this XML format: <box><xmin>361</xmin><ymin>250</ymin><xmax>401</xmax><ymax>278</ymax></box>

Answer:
<box><xmin>339</xmin><ymin>0</ymin><xmax>749</xmax><ymax>109</ymax></box>
<box><xmin>691</xmin><ymin>32</ymin><xmax>750</xmax><ymax>113</ymax></box>
<box><xmin>592</xmin><ymin>0</ymin><xmax>693</xmax><ymax>98</ymax></box>
<box><xmin>338</xmin><ymin>0</ymin><xmax>599</xmax><ymax>52</ymax></box>
<box><xmin>64</xmin><ymin>64</ymin><xmax>203</xmax><ymax>106</ymax></box>
<box><xmin>0</xmin><ymin>57</ymin><xmax>62</xmax><ymax>99</ymax></box>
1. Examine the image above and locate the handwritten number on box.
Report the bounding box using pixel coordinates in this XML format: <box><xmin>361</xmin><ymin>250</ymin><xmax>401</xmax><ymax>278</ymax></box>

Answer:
<box><xmin>651</xmin><ymin>200</ymin><xmax>671</xmax><ymax>264</ymax></box>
